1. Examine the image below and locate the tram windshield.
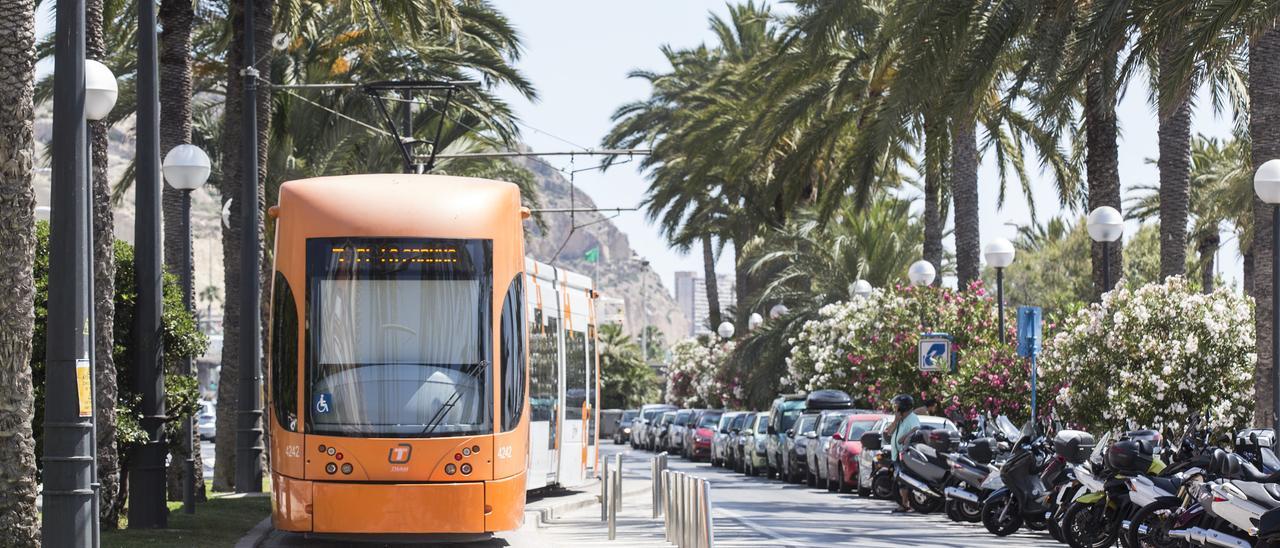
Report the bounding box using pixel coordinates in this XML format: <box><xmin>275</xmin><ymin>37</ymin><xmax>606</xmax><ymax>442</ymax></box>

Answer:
<box><xmin>307</xmin><ymin>237</ymin><xmax>493</xmax><ymax>438</ymax></box>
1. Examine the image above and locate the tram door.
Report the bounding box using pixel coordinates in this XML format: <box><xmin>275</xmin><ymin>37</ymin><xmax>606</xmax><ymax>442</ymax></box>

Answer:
<box><xmin>525</xmin><ymin>260</ymin><xmax>561</xmax><ymax>489</ymax></box>
<box><xmin>558</xmin><ymin>285</ymin><xmax>589</xmax><ymax>486</ymax></box>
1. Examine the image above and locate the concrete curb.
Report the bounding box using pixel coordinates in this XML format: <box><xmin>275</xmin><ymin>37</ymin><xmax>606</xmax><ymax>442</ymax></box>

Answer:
<box><xmin>234</xmin><ymin>516</ymin><xmax>274</xmax><ymax>548</ymax></box>
<box><xmin>527</xmin><ymin>482</ymin><xmax>652</xmax><ymax>528</ymax></box>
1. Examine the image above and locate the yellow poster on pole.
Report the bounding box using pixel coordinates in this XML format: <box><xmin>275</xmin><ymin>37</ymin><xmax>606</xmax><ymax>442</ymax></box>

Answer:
<box><xmin>75</xmin><ymin>359</ymin><xmax>92</xmax><ymax>417</ymax></box>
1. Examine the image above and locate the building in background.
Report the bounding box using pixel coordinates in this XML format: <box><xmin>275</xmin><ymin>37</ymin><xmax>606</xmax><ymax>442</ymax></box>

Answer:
<box><xmin>673</xmin><ymin>271</ymin><xmax>736</xmax><ymax>336</ymax></box>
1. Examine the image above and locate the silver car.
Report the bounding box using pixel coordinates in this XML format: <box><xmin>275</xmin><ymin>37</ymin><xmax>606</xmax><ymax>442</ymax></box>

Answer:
<box><xmin>712</xmin><ymin>412</ymin><xmax>746</xmax><ymax>467</ymax></box>
<box><xmin>197</xmin><ymin>399</ymin><xmax>216</xmax><ymax>440</ymax></box>
<box><xmin>743</xmin><ymin>412</ymin><xmax>770</xmax><ymax>476</ymax></box>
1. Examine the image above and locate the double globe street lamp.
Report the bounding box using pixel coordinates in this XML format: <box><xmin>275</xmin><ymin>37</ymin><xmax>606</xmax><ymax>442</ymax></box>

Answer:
<box><xmin>983</xmin><ymin>238</ymin><xmax>1016</xmax><ymax>344</ymax></box>
<box><xmin>849</xmin><ymin>279</ymin><xmax>873</xmax><ymax>299</ymax></box>
<box><xmin>908</xmin><ymin>260</ymin><xmax>936</xmax><ymax>287</ymax></box>
<box><xmin>161</xmin><ymin>143</ymin><xmax>212</xmax><ymax>514</ymax></box>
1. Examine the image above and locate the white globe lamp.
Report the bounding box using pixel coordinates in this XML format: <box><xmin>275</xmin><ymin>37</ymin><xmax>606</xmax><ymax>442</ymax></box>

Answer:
<box><xmin>84</xmin><ymin>59</ymin><xmax>119</xmax><ymax>121</ymax></box>
<box><xmin>907</xmin><ymin>260</ymin><xmax>936</xmax><ymax>287</ymax></box>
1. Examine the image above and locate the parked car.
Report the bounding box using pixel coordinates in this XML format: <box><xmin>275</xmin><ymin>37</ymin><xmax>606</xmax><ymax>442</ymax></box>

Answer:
<box><xmin>825</xmin><ymin>413</ymin><xmax>890</xmax><ymax>494</ymax></box>
<box><xmin>808</xmin><ymin>409</ymin><xmax>857</xmax><ymax>487</ymax></box>
<box><xmin>687</xmin><ymin>409</ymin><xmax>723</xmax><ymax>461</ymax></box>
<box><xmin>600</xmin><ymin>409</ymin><xmax>623</xmax><ymax>441</ymax></box>
<box><xmin>197</xmin><ymin>399</ymin><xmax>216</xmax><ymax>440</ymax></box>
<box><xmin>786</xmin><ymin>414</ymin><xmax>820</xmax><ymax>483</ymax></box>
<box><xmin>713</xmin><ymin>411</ymin><xmax>745</xmax><ymax>467</ymax></box>
<box><xmin>743</xmin><ymin>412</ymin><xmax>770</xmax><ymax>476</ymax></box>
<box><xmin>765</xmin><ymin>393</ymin><xmax>807</xmax><ymax>479</ymax></box>
<box><xmin>730</xmin><ymin>412</ymin><xmax>754</xmax><ymax>472</ymax></box>
<box><xmin>613</xmin><ymin>409</ymin><xmax>639</xmax><ymax>444</ymax></box>
<box><xmin>668</xmin><ymin>409</ymin><xmax>695</xmax><ymax>454</ymax></box>
<box><xmin>777</xmin><ymin>390</ymin><xmax>853</xmax><ymax>482</ymax></box>
<box><xmin>655</xmin><ymin>411</ymin><xmax>678</xmax><ymax>452</ymax></box>
<box><xmin>857</xmin><ymin>414</ymin><xmax>959</xmax><ymax>497</ymax></box>
<box><xmin>634</xmin><ymin>403</ymin><xmax>676</xmax><ymax>450</ymax></box>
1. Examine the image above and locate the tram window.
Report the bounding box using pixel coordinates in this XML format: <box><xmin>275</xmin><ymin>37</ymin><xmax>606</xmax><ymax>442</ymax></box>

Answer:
<box><xmin>271</xmin><ymin>272</ymin><xmax>299</xmax><ymax>432</ymax></box>
<box><xmin>564</xmin><ymin>328</ymin><xmax>587</xmax><ymax>420</ymax></box>
<box><xmin>306</xmin><ymin>237</ymin><xmax>493</xmax><ymax>438</ymax></box>
<box><xmin>500</xmin><ymin>276</ymin><xmax>526</xmax><ymax>432</ymax></box>
<box><xmin>529</xmin><ymin>310</ymin><xmax>558</xmax><ymax>427</ymax></box>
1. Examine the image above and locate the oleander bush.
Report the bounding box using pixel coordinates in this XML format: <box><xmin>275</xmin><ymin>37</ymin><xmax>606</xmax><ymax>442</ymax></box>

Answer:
<box><xmin>1040</xmin><ymin>277</ymin><xmax>1254</xmax><ymax>432</ymax></box>
<box><xmin>666</xmin><ymin>337</ymin><xmax>743</xmax><ymax>409</ymax></box>
<box><xmin>783</xmin><ymin>282</ymin><xmax>1035</xmax><ymax>422</ymax></box>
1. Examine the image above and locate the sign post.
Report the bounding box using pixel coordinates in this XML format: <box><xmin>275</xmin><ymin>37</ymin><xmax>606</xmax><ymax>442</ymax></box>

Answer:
<box><xmin>918</xmin><ymin>333</ymin><xmax>955</xmax><ymax>373</ymax></box>
<box><xmin>1016</xmin><ymin>306</ymin><xmax>1043</xmax><ymax>425</ymax></box>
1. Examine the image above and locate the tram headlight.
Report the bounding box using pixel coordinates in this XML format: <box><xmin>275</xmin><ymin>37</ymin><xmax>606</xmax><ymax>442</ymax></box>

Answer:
<box><xmin>325</xmin><ymin>462</ymin><xmax>337</xmax><ymax>475</ymax></box>
<box><xmin>341</xmin><ymin>463</ymin><xmax>353</xmax><ymax>475</ymax></box>
<box><xmin>461</xmin><ymin>463</ymin><xmax>472</xmax><ymax>475</ymax></box>
<box><xmin>445</xmin><ymin>463</ymin><xmax>456</xmax><ymax>475</ymax></box>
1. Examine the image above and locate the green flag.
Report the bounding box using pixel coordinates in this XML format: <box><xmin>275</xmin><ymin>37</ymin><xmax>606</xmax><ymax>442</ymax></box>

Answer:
<box><xmin>584</xmin><ymin>246</ymin><xmax>600</xmax><ymax>263</ymax></box>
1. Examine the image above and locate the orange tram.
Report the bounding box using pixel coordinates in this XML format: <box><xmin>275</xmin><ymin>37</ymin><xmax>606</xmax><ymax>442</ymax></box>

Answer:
<box><xmin>265</xmin><ymin>174</ymin><xmax>601</xmax><ymax>540</ymax></box>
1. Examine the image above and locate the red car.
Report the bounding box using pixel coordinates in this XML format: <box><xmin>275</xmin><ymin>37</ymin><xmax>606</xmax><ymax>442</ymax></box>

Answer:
<box><xmin>824</xmin><ymin>413</ymin><xmax>889</xmax><ymax>493</ymax></box>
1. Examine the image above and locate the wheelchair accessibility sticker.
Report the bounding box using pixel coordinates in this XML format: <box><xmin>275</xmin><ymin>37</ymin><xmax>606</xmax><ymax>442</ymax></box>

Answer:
<box><xmin>314</xmin><ymin>393</ymin><xmax>333</xmax><ymax>414</ymax></box>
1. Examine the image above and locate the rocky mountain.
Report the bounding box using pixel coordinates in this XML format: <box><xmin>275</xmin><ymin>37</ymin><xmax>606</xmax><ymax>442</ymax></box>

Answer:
<box><xmin>514</xmin><ymin>156</ymin><xmax>689</xmax><ymax>347</ymax></box>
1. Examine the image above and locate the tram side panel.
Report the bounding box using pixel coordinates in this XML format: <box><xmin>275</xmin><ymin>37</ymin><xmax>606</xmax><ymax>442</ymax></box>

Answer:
<box><xmin>525</xmin><ymin>260</ymin><xmax>561</xmax><ymax>490</ymax></box>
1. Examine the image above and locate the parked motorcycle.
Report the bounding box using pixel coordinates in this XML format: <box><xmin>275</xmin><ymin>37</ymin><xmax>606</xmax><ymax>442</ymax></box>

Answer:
<box><xmin>980</xmin><ymin>421</ymin><xmax>1079</xmax><ymax>537</ymax></box>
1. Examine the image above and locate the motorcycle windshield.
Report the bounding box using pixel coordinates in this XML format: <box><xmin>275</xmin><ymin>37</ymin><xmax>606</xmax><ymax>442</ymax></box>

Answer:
<box><xmin>995</xmin><ymin>415</ymin><xmax>1020</xmax><ymax>439</ymax></box>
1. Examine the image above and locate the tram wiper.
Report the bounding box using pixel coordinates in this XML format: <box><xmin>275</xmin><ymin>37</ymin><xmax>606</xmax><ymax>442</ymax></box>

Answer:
<box><xmin>420</xmin><ymin>361</ymin><xmax>486</xmax><ymax>436</ymax></box>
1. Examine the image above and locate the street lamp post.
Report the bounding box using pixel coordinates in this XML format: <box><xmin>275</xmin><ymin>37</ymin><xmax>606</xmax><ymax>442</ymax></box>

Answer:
<box><xmin>983</xmin><ymin>239</ymin><xmax>1016</xmax><ymax>344</ymax></box>
<box><xmin>717</xmin><ymin>321</ymin><xmax>736</xmax><ymax>340</ymax></box>
<box><xmin>1087</xmin><ymin>206</ymin><xmax>1124</xmax><ymax>296</ymax></box>
<box><xmin>237</xmin><ymin>0</ymin><xmax>266</xmax><ymax>493</ymax></box>
<box><xmin>850</xmin><ymin>279</ymin><xmax>873</xmax><ymax>299</ymax></box>
<box><xmin>129</xmin><ymin>0</ymin><xmax>169</xmax><ymax>525</ymax></box>
<box><xmin>639</xmin><ymin>259</ymin><xmax>650</xmax><ymax>364</ymax></box>
<box><xmin>163</xmin><ymin>144</ymin><xmax>212</xmax><ymax>515</ymax></box>
<box><xmin>908</xmin><ymin>260</ymin><xmax>936</xmax><ymax>287</ymax></box>
<box><xmin>1254</xmin><ymin>159</ymin><xmax>1280</xmax><ymax>432</ymax></box>
<box><xmin>44</xmin><ymin>0</ymin><xmax>119</xmax><ymax>536</ymax></box>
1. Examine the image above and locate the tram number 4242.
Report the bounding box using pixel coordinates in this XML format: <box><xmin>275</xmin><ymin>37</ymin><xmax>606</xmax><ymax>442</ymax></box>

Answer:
<box><xmin>496</xmin><ymin>445</ymin><xmax>513</xmax><ymax>460</ymax></box>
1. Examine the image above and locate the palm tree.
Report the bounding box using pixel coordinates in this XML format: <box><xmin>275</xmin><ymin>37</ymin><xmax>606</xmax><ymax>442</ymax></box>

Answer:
<box><xmin>731</xmin><ymin>196</ymin><xmax>925</xmax><ymax>405</ymax></box>
<box><xmin>603</xmin><ymin>3</ymin><xmax>783</xmax><ymax>328</ymax></box>
<box><xmin>598</xmin><ymin>324</ymin><xmax>657</xmax><ymax>408</ymax></box>
<box><xmin>1126</xmin><ymin>136</ymin><xmax>1254</xmax><ymax>293</ymax></box>
<box><xmin>0</xmin><ymin>0</ymin><xmax>41</xmax><ymax>542</ymax></box>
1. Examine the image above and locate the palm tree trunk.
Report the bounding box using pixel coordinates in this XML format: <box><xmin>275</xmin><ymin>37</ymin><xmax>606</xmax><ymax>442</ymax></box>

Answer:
<box><xmin>923</xmin><ymin>114</ymin><xmax>944</xmax><ymax>282</ymax></box>
<box><xmin>214</xmin><ymin>0</ymin><xmax>273</xmax><ymax>491</ymax></box>
<box><xmin>1086</xmin><ymin>51</ymin><xmax>1123</xmax><ymax>298</ymax></box>
<box><xmin>1245</xmin><ymin>248</ymin><xmax>1255</xmax><ymax>298</ymax></box>
<box><xmin>1197</xmin><ymin>232</ymin><xmax>1218</xmax><ymax>293</ymax></box>
<box><xmin>158</xmin><ymin>0</ymin><xmax>206</xmax><ymax>503</ymax></box>
<box><xmin>1251</xmin><ymin>25</ymin><xmax>1280</xmax><ymax>427</ymax></box>
<box><xmin>0</xmin><ymin>0</ymin><xmax>42</xmax><ymax>542</ymax></box>
<box><xmin>701</xmin><ymin>235</ymin><xmax>722</xmax><ymax>329</ymax></box>
<box><xmin>952</xmin><ymin>116</ymin><xmax>980</xmax><ymax>289</ymax></box>
<box><xmin>86</xmin><ymin>0</ymin><xmax>121</xmax><ymax>528</ymax></box>
<box><xmin>1157</xmin><ymin>44</ymin><xmax>1192</xmax><ymax>281</ymax></box>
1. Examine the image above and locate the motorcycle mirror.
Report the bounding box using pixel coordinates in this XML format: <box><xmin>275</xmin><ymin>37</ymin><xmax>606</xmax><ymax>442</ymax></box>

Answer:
<box><xmin>832</xmin><ymin>433</ymin><xmax>843</xmax><ymax>441</ymax></box>
<box><xmin>786</xmin><ymin>429</ymin><xmax>795</xmax><ymax>438</ymax></box>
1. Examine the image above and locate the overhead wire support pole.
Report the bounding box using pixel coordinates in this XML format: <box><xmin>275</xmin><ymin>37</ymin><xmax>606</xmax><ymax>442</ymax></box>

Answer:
<box><xmin>236</xmin><ymin>0</ymin><xmax>265</xmax><ymax>493</ymax></box>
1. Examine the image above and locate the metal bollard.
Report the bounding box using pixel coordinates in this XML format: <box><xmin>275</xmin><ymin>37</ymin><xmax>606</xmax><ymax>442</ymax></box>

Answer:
<box><xmin>614</xmin><ymin>453</ymin><xmax>623</xmax><ymax>512</ymax></box>
<box><xmin>701</xmin><ymin>479</ymin><xmax>715</xmax><ymax>548</ymax></box>
<box><xmin>608</xmin><ymin>469</ymin><xmax>618</xmax><ymax>540</ymax></box>
<box><xmin>662</xmin><ymin>470</ymin><xmax>673</xmax><ymax>543</ymax></box>
<box><xmin>677</xmin><ymin>472</ymin><xmax>687</xmax><ymax>548</ymax></box>
<box><xmin>601</xmin><ymin>457</ymin><xmax>609</xmax><ymax>522</ymax></box>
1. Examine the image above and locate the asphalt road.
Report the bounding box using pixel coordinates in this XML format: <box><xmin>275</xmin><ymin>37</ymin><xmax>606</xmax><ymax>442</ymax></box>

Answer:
<box><xmin>607</xmin><ymin>443</ymin><xmax>1054</xmax><ymax>548</ymax></box>
<box><xmin>241</xmin><ymin>441</ymin><xmax>1060</xmax><ymax>546</ymax></box>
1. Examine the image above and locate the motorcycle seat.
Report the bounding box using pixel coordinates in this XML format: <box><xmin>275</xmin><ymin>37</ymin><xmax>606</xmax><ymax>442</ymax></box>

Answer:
<box><xmin>1235</xmin><ymin>480</ymin><xmax>1280</xmax><ymax>506</ymax></box>
<box><xmin>1240</xmin><ymin>460</ymin><xmax>1280</xmax><ymax>483</ymax></box>
<box><xmin>1150</xmin><ymin>476</ymin><xmax>1181</xmax><ymax>495</ymax></box>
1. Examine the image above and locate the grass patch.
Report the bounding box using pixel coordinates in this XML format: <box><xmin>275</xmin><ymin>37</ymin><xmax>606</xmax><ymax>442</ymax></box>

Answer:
<box><xmin>103</xmin><ymin>482</ymin><xmax>271</xmax><ymax>548</ymax></box>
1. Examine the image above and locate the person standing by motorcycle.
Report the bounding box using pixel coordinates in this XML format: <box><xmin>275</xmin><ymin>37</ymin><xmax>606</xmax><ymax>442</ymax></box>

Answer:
<box><xmin>884</xmin><ymin>394</ymin><xmax>921</xmax><ymax>513</ymax></box>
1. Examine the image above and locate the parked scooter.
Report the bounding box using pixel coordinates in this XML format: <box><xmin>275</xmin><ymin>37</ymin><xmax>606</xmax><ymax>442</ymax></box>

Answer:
<box><xmin>943</xmin><ymin>415</ymin><xmax>1017</xmax><ymax>523</ymax></box>
<box><xmin>896</xmin><ymin>425</ymin><xmax>962</xmax><ymax>513</ymax></box>
<box><xmin>980</xmin><ymin>421</ymin><xmax>1077</xmax><ymax>537</ymax></box>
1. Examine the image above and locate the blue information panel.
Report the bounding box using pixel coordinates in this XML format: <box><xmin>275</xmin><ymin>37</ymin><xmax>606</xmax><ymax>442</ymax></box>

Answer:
<box><xmin>1016</xmin><ymin>306</ymin><xmax>1042</xmax><ymax>358</ymax></box>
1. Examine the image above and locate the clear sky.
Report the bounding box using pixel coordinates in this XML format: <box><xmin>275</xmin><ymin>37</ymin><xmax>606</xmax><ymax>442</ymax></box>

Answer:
<box><xmin>492</xmin><ymin>0</ymin><xmax>1243</xmax><ymax>293</ymax></box>
<box><xmin>36</xmin><ymin>2</ymin><xmax>1244</xmax><ymax>292</ymax></box>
